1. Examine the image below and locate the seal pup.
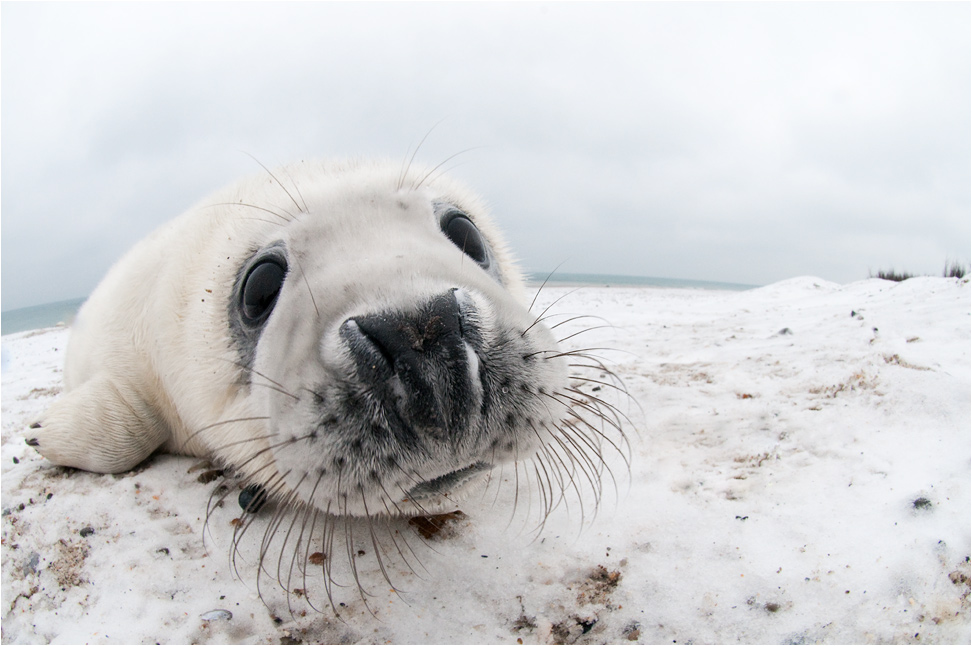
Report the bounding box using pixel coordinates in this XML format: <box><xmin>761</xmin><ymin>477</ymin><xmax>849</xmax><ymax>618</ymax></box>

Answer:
<box><xmin>25</xmin><ymin>158</ymin><xmax>630</xmax><ymax>607</ymax></box>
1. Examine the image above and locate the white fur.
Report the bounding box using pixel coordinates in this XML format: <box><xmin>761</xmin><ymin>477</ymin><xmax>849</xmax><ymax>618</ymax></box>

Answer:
<box><xmin>27</xmin><ymin>160</ymin><xmax>561</xmax><ymax>512</ymax></box>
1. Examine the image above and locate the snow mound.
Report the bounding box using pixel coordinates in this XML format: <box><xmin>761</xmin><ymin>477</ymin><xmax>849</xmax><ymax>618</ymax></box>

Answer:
<box><xmin>3</xmin><ymin>278</ymin><xmax>969</xmax><ymax>644</ymax></box>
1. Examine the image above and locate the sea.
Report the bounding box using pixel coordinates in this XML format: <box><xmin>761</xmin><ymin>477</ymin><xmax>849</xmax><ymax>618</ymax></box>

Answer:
<box><xmin>1</xmin><ymin>274</ymin><xmax>757</xmax><ymax>336</ymax></box>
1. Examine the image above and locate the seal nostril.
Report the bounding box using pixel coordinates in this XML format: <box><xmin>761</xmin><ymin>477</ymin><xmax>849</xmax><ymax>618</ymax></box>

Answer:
<box><xmin>352</xmin><ymin>291</ymin><xmax>463</xmax><ymax>366</ymax></box>
<box><xmin>342</xmin><ymin>290</ymin><xmax>473</xmax><ymax>437</ymax></box>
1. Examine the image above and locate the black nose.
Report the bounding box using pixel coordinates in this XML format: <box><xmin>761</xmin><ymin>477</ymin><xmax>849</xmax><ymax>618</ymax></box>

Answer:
<box><xmin>341</xmin><ymin>290</ymin><xmax>473</xmax><ymax>439</ymax></box>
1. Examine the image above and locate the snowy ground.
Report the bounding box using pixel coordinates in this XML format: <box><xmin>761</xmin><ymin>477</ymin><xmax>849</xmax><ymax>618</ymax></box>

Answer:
<box><xmin>2</xmin><ymin>277</ymin><xmax>969</xmax><ymax>644</ymax></box>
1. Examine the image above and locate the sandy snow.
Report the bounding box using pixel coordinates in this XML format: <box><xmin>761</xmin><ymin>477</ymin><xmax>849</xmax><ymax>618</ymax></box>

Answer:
<box><xmin>2</xmin><ymin>277</ymin><xmax>969</xmax><ymax>644</ymax></box>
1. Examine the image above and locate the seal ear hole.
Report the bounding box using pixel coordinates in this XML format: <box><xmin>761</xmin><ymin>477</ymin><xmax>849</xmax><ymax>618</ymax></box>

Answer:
<box><xmin>442</xmin><ymin>214</ymin><xmax>489</xmax><ymax>266</ymax></box>
<box><xmin>241</xmin><ymin>260</ymin><xmax>287</xmax><ymax>324</ymax></box>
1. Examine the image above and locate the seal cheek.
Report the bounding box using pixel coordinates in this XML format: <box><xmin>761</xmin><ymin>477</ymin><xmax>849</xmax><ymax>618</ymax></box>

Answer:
<box><xmin>339</xmin><ymin>289</ymin><xmax>480</xmax><ymax>442</ymax></box>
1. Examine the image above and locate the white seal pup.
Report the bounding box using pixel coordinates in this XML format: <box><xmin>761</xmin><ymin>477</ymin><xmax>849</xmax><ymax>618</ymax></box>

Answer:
<box><xmin>26</xmin><ymin>159</ymin><xmax>626</xmax><ymax>525</ymax></box>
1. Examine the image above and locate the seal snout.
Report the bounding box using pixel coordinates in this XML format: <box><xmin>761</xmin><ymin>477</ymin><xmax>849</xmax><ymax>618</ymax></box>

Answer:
<box><xmin>340</xmin><ymin>289</ymin><xmax>479</xmax><ymax>440</ymax></box>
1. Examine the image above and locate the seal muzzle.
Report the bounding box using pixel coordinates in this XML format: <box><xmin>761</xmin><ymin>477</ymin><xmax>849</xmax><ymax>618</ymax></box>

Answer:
<box><xmin>340</xmin><ymin>289</ymin><xmax>477</xmax><ymax>442</ymax></box>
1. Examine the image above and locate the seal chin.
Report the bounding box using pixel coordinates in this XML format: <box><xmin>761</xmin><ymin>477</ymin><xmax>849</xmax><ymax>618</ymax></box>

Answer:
<box><xmin>404</xmin><ymin>461</ymin><xmax>492</xmax><ymax>503</ymax></box>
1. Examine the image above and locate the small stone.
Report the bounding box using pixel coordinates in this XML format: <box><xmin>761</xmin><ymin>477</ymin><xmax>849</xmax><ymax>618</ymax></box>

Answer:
<box><xmin>200</xmin><ymin>609</ymin><xmax>232</xmax><ymax>622</ymax></box>
<box><xmin>239</xmin><ymin>484</ymin><xmax>268</xmax><ymax>513</ymax></box>
<box><xmin>197</xmin><ymin>469</ymin><xmax>224</xmax><ymax>484</ymax></box>
<box><xmin>23</xmin><ymin>552</ymin><xmax>40</xmax><ymax>575</ymax></box>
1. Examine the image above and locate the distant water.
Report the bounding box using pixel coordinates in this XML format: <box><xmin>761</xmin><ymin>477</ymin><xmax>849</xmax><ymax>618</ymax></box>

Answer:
<box><xmin>1</xmin><ymin>297</ymin><xmax>86</xmax><ymax>335</ymax></box>
<box><xmin>526</xmin><ymin>272</ymin><xmax>759</xmax><ymax>292</ymax></box>
<box><xmin>1</xmin><ymin>274</ymin><xmax>757</xmax><ymax>336</ymax></box>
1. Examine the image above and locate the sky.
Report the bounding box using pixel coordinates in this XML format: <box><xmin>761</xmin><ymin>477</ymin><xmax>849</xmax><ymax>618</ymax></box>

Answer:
<box><xmin>2</xmin><ymin>2</ymin><xmax>970</xmax><ymax>311</ymax></box>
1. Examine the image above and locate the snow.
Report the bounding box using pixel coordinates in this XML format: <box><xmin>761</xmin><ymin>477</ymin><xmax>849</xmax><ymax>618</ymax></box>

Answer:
<box><xmin>2</xmin><ymin>277</ymin><xmax>969</xmax><ymax>644</ymax></box>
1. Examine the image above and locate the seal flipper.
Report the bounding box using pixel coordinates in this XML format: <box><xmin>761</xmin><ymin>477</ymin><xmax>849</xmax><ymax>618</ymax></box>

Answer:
<box><xmin>25</xmin><ymin>374</ymin><xmax>170</xmax><ymax>474</ymax></box>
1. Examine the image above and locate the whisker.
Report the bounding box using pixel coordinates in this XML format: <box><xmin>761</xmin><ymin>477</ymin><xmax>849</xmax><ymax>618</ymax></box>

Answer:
<box><xmin>202</xmin><ymin>201</ymin><xmax>294</xmax><ymax>224</ymax></box>
<box><xmin>556</xmin><ymin>324</ymin><xmax>617</xmax><ymax>345</ymax></box>
<box><xmin>178</xmin><ymin>416</ymin><xmax>271</xmax><ymax>453</ymax></box>
<box><xmin>398</xmin><ymin>119</ymin><xmax>445</xmax><ymax>191</ymax></box>
<box><xmin>522</xmin><ymin>287</ymin><xmax>585</xmax><ymax>337</ymax></box>
<box><xmin>279</xmin><ymin>164</ymin><xmax>309</xmax><ymax>213</ymax></box>
<box><xmin>546</xmin><ymin>313</ymin><xmax>614</xmax><ymax>331</ymax></box>
<box><xmin>242</xmin><ymin>152</ymin><xmax>305</xmax><ymax>215</ymax></box>
<box><xmin>410</xmin><ymin>147</ymin><xmax>483</xmax><ymax>191</ymax></box>
<box><xmin>527</xmin><ymin>261</ymin><xmax>568</xmax><ymax>313</ymax></box>
<box><xmin>289</xmin><ymin>253</ymin><xmax>321</xmax><ymax>319</ymax></box>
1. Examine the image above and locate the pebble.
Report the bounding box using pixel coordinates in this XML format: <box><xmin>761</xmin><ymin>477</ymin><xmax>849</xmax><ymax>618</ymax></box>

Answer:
<box><xmin>200</xmin><ymin>609</ymin><xmax>233</xmax><ymax>622</ymax></box>
<box><xmin>197</xmin><ymin>469</ymin><xmax>224</xmax><ymax>484</ymax></box>
<box><xmin>239</xmin><ymin>484</ymin><xmax>268</xmax><ymax>513</ymax></box>
<box><xmin>23</xmin><ymin>552</ymin><xmax>40</xmax><ymax>575</ymax></box>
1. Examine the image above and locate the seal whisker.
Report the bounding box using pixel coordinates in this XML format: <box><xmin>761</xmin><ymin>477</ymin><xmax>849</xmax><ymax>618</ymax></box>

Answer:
<box><xmin>282</xmin><ymin>503</ymin><xmax>313</xmax><ymax>618</ymax></box>
<box><xmin>360</xmin><ymin>491</ymin><xmax>410</xmax><ymax>605</ymax></box>
<box><xmin>568</xmin><ymin>373</ymin><xmax>634</xmax><ymax>398</ymax></box>
<box><xmin>339</xmin><ymin>500</ymin><xmax>380</xmax><ymax>619</ymax></box>
<box><xmin>561</xmin><ymin>387</ymin><xmax>627</xmax><ymax>442</ymax></box>
<box><xmin>537</xmin><ymin>420</ymin><xmax>602</xmax><ymax>515</ymax></box>
<box><xmin>410</xmin><ymin>147</ymin><xmax>483</xmax><ymax>191</ymax></box>
<box><xmin>557</xmin><ymin>415</ymin><xmax>624</xmax><ymax>504</ymax></box>
<box><xmin>526</xmin><ymin>261</ymin><xmax>568</xmax><ymax>313</ymax></box>
<box><xmin>297</xmin><ymin>477</ymin><xmax>326</xmax><ymax>614</ymax></box>
<box><xmin>278</xmin><ymin>165</ymin><xmax>310</xmax><ymax>214</ymax></box>
<box><xmin>288</xmin><ymin>252</ymin><xmax>321</xmax><ymax>319</ymax></box>
<box><xmin>243</xmin><ymin>152</ymin><xmax>305</xmax><ymax>215</ymax></box>
<box><xmin>562</xmin><ymin>385</ymin><xmax>635</xmax><ymax>452</ymax></box>
<box><xmin>530</xmin><ymin>445</ymin><xmax>584</xmax><ymax>534</ymax></box>
<box><xmin>549</xmin><ymin>391</ymin><xmax>630</xmax><ymax>467</ymax></box>
<box><xmin>208</xmin><ymin>433</ymin><xmax>276</xmax><ymax>453</ymax></box>
<box><xmin>229</xmin><ymin>470</ymin><xmax>291</xmax><ymax>587</ymax></box>
<box><xmin>521</xmin><ymin>287</ymin><xmax>585</xmax><ymax>337</ymax></box>
<box><xmin>319</xmin><ymin>504</ymin><xmax>348</xmax><ymax>617</ymax></box>
<box><xmin>272</xmin><ymin>492</ymin><xmax>308</xmax><ymax>600</ymax></box>
<box><xmin>203</xmin><ymin>201</ymin><xmax>293</xmax><ymax>224</ymax></box>
<box><xmin>530</xmin><ymin>446</ymin><xmax>577</xmax><ymax>535</ymax></box>
<box><xmin>257</xmin><ymin>474</ymin><xmax>306</xmax><ymax>600</ymax></box>
<box><xmin>552</xmin><ymin>422</ymin><xmax>605</xmax><ymax>494</ymax></box>
<box><xmin>213</xmin><ymin>357</ymin><xmax>298</xmax><ymax>396</ymax></box>
<box><xmin>555</xmin><ymin>324</ymin><xmax>617</xmax><ymax>345</ymax></box>
<box><xmin>546</xmin><ymin>313</ymin><xmax>614</xmax><ymax>331</ymax></box>
<box><xmin>225</xmin><ymin>431</ymin><xmax>317</xmax><ymax>484</ymax></box>
<box><xmin>529</xmin><ymin>460</ymin><xmax>553</xmax><ymax>535</ymax></box>
<box><xmin>202</xmin><ymin>482</ymin><xmax>234</xmax><ymax>549</ymax></box>
<box><xmin>254</xmin><ymin>493</ymin><xmax>295</xmax><ymax>605</ymax></box>
<box><xmin>375</xmin><ymin>484</ymin><xmax>431</xmax><ymax>580</ymax></box>
<box><xmin>283</xmin><ymin>473</ymin><xmax>325</xmax><ymax>616</ymax></box>
<box><xmin>398</xmin><ymin>119</ymin><xmax>446</xmax><ymax>191</ymax></box>
<box><xmin>177</xmin><ymin>416</ymin><xmax>271</xmax><ymax>453</ymax></box>
<box><xmin>246</xmin><ymin>380</ymin><xmax>302</xmax><ymax>400</ymax></box>
<box><xmin>505</xmin><ymin>456</ymin><xmax>524</xmax><ymax>533</ymax></box>
<box><xmin>530</xmin><ymin>345</ymin><xmax>621</xmax><ymax>361</ymax></box>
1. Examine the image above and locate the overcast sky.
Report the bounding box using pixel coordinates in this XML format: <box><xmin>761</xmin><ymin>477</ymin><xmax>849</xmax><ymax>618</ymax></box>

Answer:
<box><xmin>2</xmin><ymin>2</ymin><xmax>969</xmax><ymax>311</ymax></box>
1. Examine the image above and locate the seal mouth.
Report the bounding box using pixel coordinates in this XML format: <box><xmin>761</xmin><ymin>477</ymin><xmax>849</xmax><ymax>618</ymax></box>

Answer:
<box><xmin>405</xmin><ymin>461</ymin><xmax>492</xmax><ymax>502</ymax></box>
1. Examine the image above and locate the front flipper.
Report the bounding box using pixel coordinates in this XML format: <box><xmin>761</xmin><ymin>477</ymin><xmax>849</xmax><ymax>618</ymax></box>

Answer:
<box><xmin>25</xmin><ymin>375</ymin><xmax>170</xmax><ymax>474</ymax></box>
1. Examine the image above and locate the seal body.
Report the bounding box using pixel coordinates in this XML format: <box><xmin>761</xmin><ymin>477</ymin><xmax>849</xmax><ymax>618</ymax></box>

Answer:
<box><xmin>27</xmin><ymin>160</ymin><xmax>573</xmax><ymax>516</ymax></box>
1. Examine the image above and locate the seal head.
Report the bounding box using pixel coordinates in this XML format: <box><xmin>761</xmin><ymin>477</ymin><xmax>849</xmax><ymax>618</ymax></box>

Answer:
<box><xmin>27</xmin><ymin>160</ymin><xmax>571</xmax><ymax>518</ymax></box>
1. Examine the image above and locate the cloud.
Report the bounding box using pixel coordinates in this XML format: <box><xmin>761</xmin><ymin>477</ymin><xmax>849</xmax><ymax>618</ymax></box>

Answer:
<box><xmin>2</xmin><ymin>2</ymin><xmax>969</xmax><ymax>310</ymax></box>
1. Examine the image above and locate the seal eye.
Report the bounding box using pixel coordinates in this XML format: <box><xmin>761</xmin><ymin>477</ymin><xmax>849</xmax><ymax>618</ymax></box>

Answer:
<box><xmin>241</xmin><ymin>260</ymin><xmax>286</xmax><ymax>324</ymax></box>
<box><xmin>442</xmin><ymin>215</ymin><xmax>489</xmax><ymax>266</ymax></box>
